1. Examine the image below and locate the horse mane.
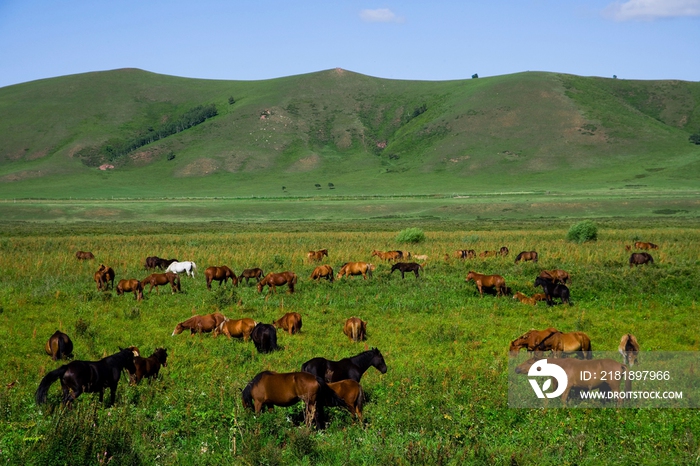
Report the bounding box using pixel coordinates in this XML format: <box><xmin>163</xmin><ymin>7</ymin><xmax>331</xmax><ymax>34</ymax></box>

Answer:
<box><xmin>535</xmin><ymin>330</ymin><xmax>560</xmax><ymax>350</ymax></box>
<box><xmin>515</xmin><ymin>252</ymin><xmax>524</xmax><ymax>261</ymax></box>
<box><xmin>348</xmin><ymin>348</ymin><xmax>380</xmax><ymax>367</ymax></box>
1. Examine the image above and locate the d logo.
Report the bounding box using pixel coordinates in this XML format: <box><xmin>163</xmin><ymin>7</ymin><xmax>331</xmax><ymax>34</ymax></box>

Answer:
<box><xmin>527</xmin><ymin>359</ymin><xmax>568</xmax><ymax>399</ymax></box>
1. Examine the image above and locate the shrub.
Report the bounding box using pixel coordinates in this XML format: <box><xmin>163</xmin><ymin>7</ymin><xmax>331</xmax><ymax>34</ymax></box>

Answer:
<box><xmin>396</xmin><ymin>227</ymin><xmax>426</xmax><ymax>244</ymax></box>
<box><xmin>567</xmin><ymin>220</ymin><xmax>598</xmax><ymax>243</ymax></box>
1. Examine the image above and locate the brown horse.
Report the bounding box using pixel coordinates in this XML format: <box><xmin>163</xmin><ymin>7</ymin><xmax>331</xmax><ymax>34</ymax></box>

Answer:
<box><xmin>532</xmin><ymin>293</ymin><xmax>548</xmax><ymax>302</ymax></box>
<box><xmin>116</xmin><ymin>279</ymin><xmax>144</xmax><ymax>301</ymax></box>
<box><xmin>212</xmin><ymin>318</ymin><xmax>257</xmax><ymax>340</ymax></box>
<box><xmin>310</xmin><ymin>265</ymin><xmax>334</xmax><ymax>282</ymax></box>
<box><xmin>508</xmin><ymin>328</ymin><xmax>559</xmax><ymax>356</ymax></box>
<box><xmin>465</xmin><ymin>271</ymin><xmax>506</xmax><ymax>297</ymax></box>
<box><xmin>307</xmin><ymin>249</ymin><xmax>329</xmax><ymax>262</ymax></box>
<box><xmin>371</xmin><ymin>250</ymin><xmax>402</xmax><ymax>261</ymax></box>
<box><xmin>127</xmin><ymin>348</ymin><xmax>167</xmax><ymax>384</ymax></box>
<box><xmin>257</xmin><ymin>271</ymin><xmax>298</xmax><ymax>293</ymax></box>
<box><xmin>635</xmin><ymin>241</ymin><xmax>658</xmax><ymax>250</ymax></box>
<box><xmin>328</xmin><ymin>379</ymin><xmax>365</xmax><ymax>422</ymax></box>
<box><xmin>479</xmin><ymin>250</ymin><xmax>498</xmax><ymax>258</ymax></box>
<box><xmin>273</xmin><ymin>312</ymin><xmax>303</xmax><ymax>335</ymax></box>
<box><xmin>172</xmin><ymin>312</ymin><xmax>226</xmax><ymax>336</ymax></box>
<box><xmin>538</xmin><ymin>269</ymin><xmax>571</xmax><ymax>285</ymax></box>
<box><xmin>513</xmin><ymin>292</ymin><xmax>537</xmax><ymax>306</ymax></box>
<box><xmin>76</xmin><ymin>251</ymin><xmax>94</xmax><ymax>260</ymax></box>
<box><xmin>337</xmin><ymin>262</ymin><xmax>375</xmax><ymax>280</ymax></box>
<box><xmin>45</xmin><ymin>330</ymin><xmax>73</xmax><ymax>361</ymax></box>
<box><xmin>141</xmin><ymin>272</ymin><xmax>181</xmax><ymax>294</ymax></box>
<box><xmin>343</xmin><ymin>317</ymin><xmax>367</xmax><ymax>342</ymax></box>
<box><xmin>241</xmin><ymin>268</ymin><xmax>265</xmax><ymax>284</ymax></box>
<box><xmin>94</xmin><ymin>264</ymin><xmax>115</xmax><ymax>291</ymax></box>
<box><xmin>630</xmin><ymin>252</ymin><xmax>654</xmax><ymax>267</ymax></box>
<box><xmin>619</xmin><ymin>334</ymin><xmax>640</xmax><ymax>366</ymax></box>
<box><xmin>499</xmin><ymin>246</ymin><xmax>509</xmax><ymax>257</ymax></box>
<box><xmin>514</xmin><ymin>251</ymin><xmax>538</xmax><ymax>263</ymax></box>
<box><xmin>205</xmin><ymin>266</ymin><xmax>238</xmax><ymax>289</ymax></box>
<box><xmin>536</xmin><ymin>331</ymin><xmax>593</xmax><ymax>359</ymax></box>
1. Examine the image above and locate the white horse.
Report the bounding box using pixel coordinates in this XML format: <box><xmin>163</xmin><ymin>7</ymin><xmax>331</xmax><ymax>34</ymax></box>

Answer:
<box><xmin>165</xmin><ymin>261</ymin><xmax>197</xmax><ymax>278</ymax></box>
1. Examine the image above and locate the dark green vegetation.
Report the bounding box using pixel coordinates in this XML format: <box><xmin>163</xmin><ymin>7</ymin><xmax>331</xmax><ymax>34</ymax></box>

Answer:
<box><xmin>0</xmin><ymin>220</ymin><xmax>698</xmax><ymax>465</ymax></box>
<box><xmin>396</xmin><ymin>227</ymin><xmax>425</xmax><ymax>244</ymax></box>
<box><xmin>566</xmin><ymin>220</ymin><xmax>598</xmax><ymax>244</ymax></box>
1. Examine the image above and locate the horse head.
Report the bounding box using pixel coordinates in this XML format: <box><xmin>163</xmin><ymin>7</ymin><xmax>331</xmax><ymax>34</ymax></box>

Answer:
<box><xmin>370</xmin><ymin>348</ymin><xmax>388</xmax><ymax>374</ymax></box>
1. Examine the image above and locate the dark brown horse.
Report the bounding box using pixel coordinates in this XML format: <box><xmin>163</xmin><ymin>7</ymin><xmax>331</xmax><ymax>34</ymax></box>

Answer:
<box><xmin>301</xmin><ymin>348</ymin><xmax>388</xmax><ymax>383</ymax></box>
<box><xmin>508</xmin><ymin>328</ymin><xmax>559</xmax><ymax>357</ymax></box>
<box><xmin>343</xmin><ymin>317</ymin><xmax>367</xmax><ymax>342</ymax></box>
<box><xmin>328</xmin><ymin>379</ymin><xmax>365</xmax><ymax>422</ymax></box>
<box><xmin>390</xmin><ymin>262</ymin><xmax>423</xmax><ymax>279</ymax></box>
<box><xmin>212</xmin><ymin>318</ymin><xmax>257</xmax><ymax>340</ymax></box>
<box><xmin>499</xmin><ymin>246</ymin><xmax>510</xmax><ymax>257</ymax></box>
<box><xmin>534</xmin><ymin>277</ymin><xmax>571</xmax><ymax>306</ymax></box>
<box><xmin>241</xmin><ymin>268</ymin><xmax>265</xmax><ymax>284</ymax></box>
<box><xmin>116</xmin><ymin>279</ymin><xmax>144</xmax><ymax>301</ymax></box>
<box><xmin>538</xmin><ymin>269</ymin><xmax>571</xmax><ymax>285</ymax></box>
<box><xmin>94</xmin><ymin>264</ymin><xmax>115</xmax><ymax>291</ymax></box>
<box><xmin>205</xmin><ymin>266</ymin><xmax>238</xmax><ymax>289</ymax></box>
<box><xmin>310</xmin><ymin>265</ymin><xmax>334</xmax><ymax>282</ymax></box>
<box><xmin>172</xmin><ymin>312</ymin><xmax>226</xmax><ymax>336</ymax></box>
<box><xmin>156</xmin><ymin>258</ymin><xmax>179</xmax><ymax>270</ymax></box>
<box><xmin>75</xmin><ymin>251</ymin><xmax>95</xmax><ymax>260</ymax></box>
<box><xmin>635</xmin><ymin>241</ymin><xmax>658</xmax><ymax>250</ymax></box>
<box><xmin>127</xmin><ymin>348</ymin><xmax>167</xmax><ymax>384</ymax></box>
<box><xmin>307</xmin><ymin>249</ymin><xmax>329</xmax><ymax>262</ymax></box>
<box><xmin>141</xmin><ymin>272</ymin><xmax>181</xmax><ymax>294</ymax></box>
<box><xmin>273</xmin><ymin>312</ymin><xmax>303</xmax><ymax>335</ymax></box>
<box><xmin>536</xmin><ymin>331</ymin><xmax>593</xmax><ymax>359</ymax></box>
<box><xmin>514</xmin><ymin>251</ymin><xmax>538</xmax><ymax>263</ymax></box>
<box><xmin>45</xmin><ymin>330</ymin><xmax>73</xmax><ymax>361</ymax></box>
<box><xmin>630</xmin><ymin>252</ymin><xmax>654</xmax><ymax>267</ymax></box>
<box><xmin>257</xmin><ymin>271</ymin><xmax>298</xmax><ymax>293</ymax></box>
<box><xmin>619</xmin><ymin>334</ymin><xmax>640</xmax><ymax>366</ymax></box>
<box><xmin>144</xmin><ymin>256</ymin><xmax>160</xmax><ymax>270</ymax></box>
<box><xmin>465</xmin><ymin>271</ymin><xmax>507</xmax><ymax>297</ymax></box>
<box><xmin>337</xmin><ymin>262</ymin><xmax>375</xmax><ymax>280</ymax></box>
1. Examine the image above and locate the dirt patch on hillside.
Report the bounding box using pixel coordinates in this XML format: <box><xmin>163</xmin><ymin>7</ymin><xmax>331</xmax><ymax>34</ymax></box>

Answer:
<box><xmin>175</xmin><ymin>158</ymin><xmax>220</xmax><ymax>177</ymax></box>
<box><xmin>130</xmin><ymin>149</ymin><xmax>160</xmax><ymax>166</ymax></box>
<box><xmin>0</xmin><ymin>170</ymin><xmax>47</xmax><ymax>183</ymax></box>
<box><xmin>26</xmin><ymin>149</ymin><xmax>49</xmax><ymax>161</ymax></box>
<box><xmin>287</xmin><ymin>154</ymin><xmax>320</xmax><ymax>173</ymax></box>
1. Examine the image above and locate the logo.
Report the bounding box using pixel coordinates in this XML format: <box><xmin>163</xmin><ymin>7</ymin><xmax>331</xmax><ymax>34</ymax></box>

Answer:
<box><xmin>527</xmin><ymin>359</ymin><xmax>568</xmax><ymax>399</ymax></box>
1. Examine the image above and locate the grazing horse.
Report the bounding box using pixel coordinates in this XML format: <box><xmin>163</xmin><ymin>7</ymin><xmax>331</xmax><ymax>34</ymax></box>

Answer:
<box><xmin>205</xmin><ymin>266</ymin><xmax>238</xmax><ymax>289</ymax></box>
<box><xmin>514</xmin><ymin>251</ymin><xmax>538</xmax><ymax>263</ymax></box>
<box><xmin>508</xmin><ymin>328</ymin><xmax>558</xmax><ymax>356</ymax></box>
<box><xmin>454</xmin><ymin>249</ymin><xmax>476</xmax><ymax>259</ymax></box>
<box><xmin>534</xmin><ymin>277</ymin><xmax>571</xmax><ymax>306</ymax></box>
<box><xmin>241</xmin><ymin>371</ymin><xmax>342</xmax><ymax>429</ymax></box>
<box><xmin>499</xmin><ymin>246</ymin><xmax>510</xmax><ymax>257</ymax></box>
<box><xmin>328</xmin><ymin>380</ymin><xmax>365</xmax><ymax>422</ymax></box>
<box><xmin>213</xmin><ymin>318</ymin><xmax>257</xmax><ymax>340</ymax></box>
<box><xmin>35</xmin><ymin>347</ymin><xmax>136</xmax><ymax>407</ymax></box>
<box><xmin>273</xmin><ymin>312</ymin><xmax>303</xmax><ymax>335</ymax></box>
<box><xmin>536</xmin><ymin>331</ymin><xmax>593</xmax><ymax>359</ymax></box>
<box><xmin>337</xmin><ymin>262</ymin><xmax>375</xmax><ymax>280</ymax></box>
<box><xmin>241</xmin><ymin>268</ymin><xmax>265</xmax><ymax>284</ymax></box>
<box><xmin>45</xmin><ymin>330</ymin><xmax>73</xmax><ymax>361</ymax></box>
<box><xmin>371</xmin><ymin>250</ymin><xmax>402</xmax><ymax>261</ymax></box>
<box><xmin>538</xmin><ymin>269</ymin><xmax>571</xmax><ymax>285</ymax></box>
<box><xmin>127</xmin><ymin>348</ymin><xmax>167</xmax><ymax>384</ymax></box>
<box><xmin>307</xmin><ymin>249</ymin><xmax>329</xmax><ymax>262</ymax></box>
<box><xmin>155</xmin><ymin>258</ymin><xmax>179</xmax><ymax>270</ymax></box>
<box><xmin>165</xmin><ymin>261</ymin><xmax>197</xmax><ymax>278</ymax></box>
<box><xmin>257</xmin><ymin>271</ymin><xmax>298</xmax><ymax>293</ymax></box>
<box><xmin>116</xmin><ymin>279</ymin><xmax>144</xmax><ymax>301</ymax></box>
<box><xmin>75</xmin><ymin>251</ymin><xmax>94</xmax><ymax>260</ymax></box>
<box><xmin>251</xmin><ymin>323</ymin><xmax>279</xmax><ymax>353</ymax></box>
<box><xmin>343</xmin><ymin>317</ymin><xmax>367</xmax><ymax>342</ymax></box>
<box><xmin>515</xmin><ymin>357</ymin><xmax>630</xmax><ymax>406</ymax></box>
<box><xmin>479</xmin><ymin>250</ymin><xmax>497</xmax><ymax>258</ymax></box>
<box><xmin>635</xmin><ymin>241</ymin><xmax>658</xmax><ymax>250</ymax></box>
<box><xmin>629</xmin><ymin>252</ymin><xmax>654</xmax><ymax>267</ymax></box>
<box><xmin>619</xmin><ymin>334</ymin><xmax>640</xmax><ymax>366</ymax></box>
<box><xmin>413</xmin><ymin>254</ymin><xmax>428</xmax><ymax>261</ymax></box>
<box><xmin>465</xmin><ymin>271</ymin><xmax>507</xmax><ymax>297</ymax></box>
<box><xmin>171</xmin><ymin>312</ymin><xmax>226</xmax><ymax>336</ymax></box>
<box><xmin>301</xmin><ymin>348</ymin><xmax>388</xmax><ymax>383</ymax></box>
<box><xmin>141</xmin><ymin>272</ymin><xmax>180</xmax><ymax>294</ymax></box>
<box><xmin>144</xmin><ymin>256</ymin><xmax>161</xmax><ymax>270</ymax></box>
<box><xmin>310</xmin><ymin>265</ymin><xmax>334</xmax><ymax>282</ymax></box>
<box><xmin>513</xmin><ymin>292</ymin><xmax>537</xmax><ymax>306</ymax></box>
<box><xmin>94</xmin><ymin>264</ymin><xmax>115</xmax><ymax>291</ymax></box>
<box><xmin>390</xmin><ymin>262</ymin><xmax>423</xmax><ymax>279</ymax></box>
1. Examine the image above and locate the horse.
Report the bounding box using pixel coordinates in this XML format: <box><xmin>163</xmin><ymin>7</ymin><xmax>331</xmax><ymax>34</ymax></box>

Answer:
<box><xmin>515</xmin><ymin>357</ymin><xmax>630</xmax><ymax>406</ymax></box>
<box><xmin>35</xmin><ymin>347</ymin><xmax>137</xmax><ymax>407</ymax></box>
<box><xmin>514</xmin><ymin>251</ymin><xmax>538</xmax><ymax>263</ymax></box>
<box><xmin>205</xmin><ymin>266</ymin><xmax>238</xmax><ymax>289</ymax></box>
<box><xmin>390</xmin><ymin>262</ymin><xmax>423</xmax><ymax>279</ymax></box>
<box><xmin>479</xmin><ymin>250</ymin><xmax>497</xmax><ymax>258</ymax></box>
<box><xmin>155</xmin><ymin>258</ymin><xmax>179</xmax><ymax>270</ymax></box>
<box><xmin>534</xmin><ymin>276</ymin><xmax>571</xmax><ymax>306</ymax></box>
<box><xmin>257</xmin><ymin>271</ymin><xmax>297</xmax><ymax>293</ymax></box>
<box><xmin>371</xmin><ymin>250</ymin><xmax>402</xmax><ymax>261</ymax></box>
<box><xmin>310</xmin><ymin>265</ymin><xmax>334</xmax><ymax>282</ymax></box>
<box><xmin>273</xmin><ymin>312</ymin><xmax>302</xmax><ymax>335</ymax></box>
<box><xmin>307</xmin><ymin>249</ymin><xmax>328</xmax><ymax>262</ymax></box>
<box><xmin>343</xmin><ymin>317</ymin><xmax>367</xmax><ymax>342</ymax></box>
<box><xmin>536</xmin><ymin>331</ymin><xmax>593</xmax><ymax>359</ymax></box>
<box><xmin>127</xmin><ymin>348</ymin><xmax>167</xmax><ymax>384</ymax></box>
<box><xmin>75</xmin><ymin>251</ymin><xmax>94</xmax><ymax>260</ymax></box>
<box><xmin>499</xmin><ymin>246</ymin><xmax>510</xmax><ymax>257</ymax></box>
<box><xmin>141</xmin><ymin>272</ymin><xmax>180</xmax><ymax>294</ymax></box>
<box><xmin>212</xmin><ymin>318</ymin><xmax>257</xmax><ymax>340</ymax></box>
<box><xmin>165</xmin><ymin>260</ymin><xmax>197</xmax><ymax>278</ymax></box>
<box><xmin>413</xmin><ymin>254</ymin><xmax>428</xmax><ymax>261</ymax></box>
<box><xmin>454</xmin><ymin>249</ymin><xmax>476</xmax><ymax>259</ymax></box>
<box><xmin>94</xmin><ymin>264</ymin><xmax>115</xmax><ymax>291</ymax></box>
<box><xmin>635</xmin><ymin>241</ymin><xmax>658</xmax><ymax>250</ymax></box>
<box><xmin>630</xmin><ymin>252</ymin><xmax>654</xmax><ymax>267</ymax></box>
<box><xmin>144</xmin><ymin>256</ymin><xmax>160</xmax><ymax>270</ymax></box>
<box><xmin>328</xmin><ymin>380</ymin><xmax>365</xmax><ymax>422</ymax></box>
<box><xmin>465</xmin><ymin>271</ymin><xmax>507</xmax><ymax>297</ymax></box>
<box><xmin>336</xmin><ymin>262</ymin><xmax>375</xmax><ymax>280</ymax></box>
<box><xmin>116</xmin><ymin>279</ymin><xmax>144</xmax><ymax>301</ymax></box>
<box><xmin>241</xmin><ymin>268</ymin><xmax>265</xmax><ymax>284</ymax></box>
<box><xmin>45</xmin><ymin>330</ymin><xmax>73</xmax><ymax>361</ymax></box>
<box><xmin>538</xmin><ymin>269</ymin><xmax>571</xmax><ymax>285</ymax></box>
<box><xmin>508</xmin><ymin>328</ymin><xmax>558</xmax><ymax>357</ymax></box>
<box><xmin>619</xmin><ymin>334</ymin><xmax>640</xmax><ymax>366</ymax></box>
<box><xmin>171</xmin><ymin>312</ymin><xmax>226</xmax><ymax>336</ymax></box>
<box><xmin>301</xmin><ymin>348</ymin><xmax>388</xmax><ymax>383</ymax></box>
<box><xmin>241</xmin><ymin>371</ymin><xmax>343</xmax><ymax>429</ymax></box>
<box><xmin>513</xmin><ymin>292</ymin><xmax>537</xmax><ymax>306</ymax></box>
<box><xmin>251</xmin><ymin>323</ymin><xmax>279</xmax><ymax>353</ymax></box>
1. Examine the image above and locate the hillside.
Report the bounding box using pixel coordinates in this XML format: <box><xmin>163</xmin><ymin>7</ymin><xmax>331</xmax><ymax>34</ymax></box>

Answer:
<box><xmin>0</xmin><ymin>68</ymin><xmax>699</xmax><ymax>199</ymax></box>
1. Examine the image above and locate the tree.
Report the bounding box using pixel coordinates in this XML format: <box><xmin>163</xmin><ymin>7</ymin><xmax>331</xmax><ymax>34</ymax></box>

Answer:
<box><xmin>613</xmin><ymin>75</ymin><xmax>618</xmax><ymax>79</ymax></box>
<box><xmin>314</xmin><ymin>184</ymin><xmax>322</xmax><ymax>190</ymax></box>
<box><xmin>328</xmin><ymin>183</ymin><xmax>335</xmax><ymax>189</ymax></box>
<box><xmin>472</xmin><ymin>73</ymin><xmax>479</xmax><ymax>79</ymax></box>
<box><xmin>689</xmin><ymin>133</ymin><xmax>700</xmax><ymax>145</ymax></box>
<box><xmin>228</xmin><ymin>96</ymin><xmax>236</xmax><ymax>105</ymax></box>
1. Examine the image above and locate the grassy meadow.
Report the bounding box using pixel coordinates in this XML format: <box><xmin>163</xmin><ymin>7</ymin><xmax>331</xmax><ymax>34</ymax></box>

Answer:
<box><xmin>0</xmin><ymin>220</ymin><xmax>699</xmax><ymax>465</ymax></box>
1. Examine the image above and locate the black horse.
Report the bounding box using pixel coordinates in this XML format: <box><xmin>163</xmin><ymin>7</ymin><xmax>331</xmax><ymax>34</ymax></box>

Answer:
<box><xmin>390</xmin><ymin>262</ymin><xmax>423</xmax><ymax>279</ymax></box>
<box><xmin>534</xmin><ymin>276</ymin><xmax>571</xmax><ymax>306</ymax></box>
<box><xmin>156</xmin><ymin>258</ymin><xmax>179</xmax><ymax>270</ymax></box>
<box><xmin>251</xmin><ymin>323</ymin><xmax>279</xmax><ymax>354</ymax></box>
<box><xmin>35</xmin><ymin>347</ymin><xmax>137</xmax><ymax>406</ymax></box>
<box><xmin>301</xmin><ymin>348</ymin><xmax>388</xmax><ymax>383</ymax></box>
<box><xmin>629</xmin><ymin>252</ymin><xmax>654</xmax><ymax>267</ymax></box>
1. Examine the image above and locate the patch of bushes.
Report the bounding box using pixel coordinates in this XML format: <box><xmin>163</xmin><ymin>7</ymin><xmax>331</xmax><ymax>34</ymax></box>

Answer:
<box><xmin>566</xmin><ymin>220</ymin><xmax>598</xmax><ymax>243</ymax></box>
<box><xmin>396</xmin><ymin>227</ymin><xmax>425</xmax><ymax>244</ymax></box>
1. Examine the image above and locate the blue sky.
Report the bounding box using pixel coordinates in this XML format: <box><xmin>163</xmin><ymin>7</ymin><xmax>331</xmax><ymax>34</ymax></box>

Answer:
<box><xmin>0</xmin><ymin>0</ymin><xmax>698</xmax><ymax>88</ymax></box>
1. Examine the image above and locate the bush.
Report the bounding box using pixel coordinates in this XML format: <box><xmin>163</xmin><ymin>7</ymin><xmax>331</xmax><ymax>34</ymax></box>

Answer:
<box><xmin>567</xmin><ymin>220</ymin><xmax>598</xmax><ymax>243</ymax></box>
<box><xmin>396</xmin><ymin>227</ymin><xmax>426</xmax><ymax>244</ymax></box>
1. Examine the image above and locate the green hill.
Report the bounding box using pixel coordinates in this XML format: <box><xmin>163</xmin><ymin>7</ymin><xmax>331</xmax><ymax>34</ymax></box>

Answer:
<box><xmin>0</xmin><ymin>68</ymin><xmax>699</xmax><ymax>199</ymax></box>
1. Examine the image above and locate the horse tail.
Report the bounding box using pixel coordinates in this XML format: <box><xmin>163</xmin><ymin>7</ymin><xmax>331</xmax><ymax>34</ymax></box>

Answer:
<box><xmin>317</xmin><ymin>378</ymin><xmax>345</xmax><ymax>408</ymax></box>
<box><xmin>352</xmin><ymin>323</ymin><xmax>358</xmax><ymax>342</ymax></box>
<box><xmin>35</xmin><ymin>365</ymin><xmax>68</xmax><ymax>404</ymax></box>
<box><xmin>57</xmin><ymin>336</ymin><xmax>66</xmax><ymax>360</ymax></box>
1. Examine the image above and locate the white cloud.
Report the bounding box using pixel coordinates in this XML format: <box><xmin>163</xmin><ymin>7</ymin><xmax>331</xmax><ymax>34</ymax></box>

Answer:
<box><xmin>604</xmin><ymin>0</ymin><xmax>700</xmax><ymax>21</ymax></box>
<box><xmin>359</xmin><ymin>8</ymin><xmax>404</xmax><ymax>23</ymax></box>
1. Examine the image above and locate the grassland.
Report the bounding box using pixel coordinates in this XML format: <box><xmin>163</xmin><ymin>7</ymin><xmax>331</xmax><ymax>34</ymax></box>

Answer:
<box><xmin>0</xmin><ymin>220</ymin><xmax>698</xmax><ymax>465</ymax></box>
